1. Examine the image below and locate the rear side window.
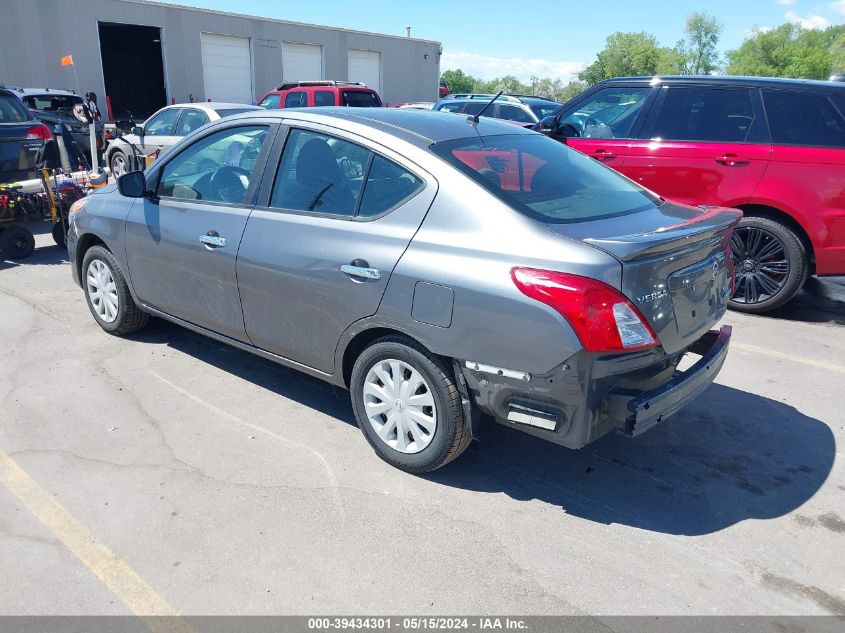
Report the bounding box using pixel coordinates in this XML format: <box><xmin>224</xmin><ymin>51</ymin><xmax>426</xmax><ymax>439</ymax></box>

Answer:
<box><xmin>0</xmin><ymin>94</ymin><xmax>30</xmax><ymax>122</ymax></box>
<box><xmin>763</xmin><ymin>89</ymin><xmax>845</xmax><ymax>148</ymax></box>
<box><xmin>314</xmin><ymin>91</ymin><xmax>335</xmax><ymax>107</ymax></box>
<box><xmin>494</xmin><ymin>104</ymin><xmax>535</xmax><ymax>124</ymax></box>
<box><xmin>432</xmin><ymin>134</ymin><xmax>659</xmax><ymax>224</ymax></box>
<box><xmin>257</xmin><ymin>94</ymin><xmax>280</xmax><ymax>109</ymax></box>
<box><xmin>651</xmin><ymin>87</ymin><xmax>763</xmax><ymax>143</ymax></box>
<box><xmin>285</xmin><ymin>91</ymin><xmax>307</xmax><ymax>108</ymax></box>
<box><xmin>342</xmin><ymin>91</ymin><xmax>380</xmax><ymax>107</ymax></box>
<box><xmin>358</xmin><ymin>156</ymin><xmax>424</xmax><ymax>218</ymax></box>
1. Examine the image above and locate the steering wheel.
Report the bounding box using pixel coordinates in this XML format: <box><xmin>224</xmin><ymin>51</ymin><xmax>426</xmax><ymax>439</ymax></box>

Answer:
<box><xmin>582</xmin><ymin>115</ymin><xmax>613</xmax><ymax>139</ymax></box>
<box><xmin>208</xmin><ymin>165</ymin><xmax>250</xmax><ymax>202</ymax></box>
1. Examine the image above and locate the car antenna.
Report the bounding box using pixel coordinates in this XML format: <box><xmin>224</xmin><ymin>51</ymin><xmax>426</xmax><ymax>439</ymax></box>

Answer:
<box><xmin>468</xmin><ymin>91</ymin><xmax>503</xmax><ymax>126</ymax></box>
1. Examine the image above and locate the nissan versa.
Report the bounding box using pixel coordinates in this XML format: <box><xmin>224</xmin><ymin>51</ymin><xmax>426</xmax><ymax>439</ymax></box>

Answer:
<box><xmin>67</xmin><ymin>108</ymin><xmax>738</xmax><ymax>473</ymax></box>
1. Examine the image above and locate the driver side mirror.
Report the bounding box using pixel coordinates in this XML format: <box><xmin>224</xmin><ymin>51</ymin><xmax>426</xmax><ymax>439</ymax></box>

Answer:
<box><xmin>117</xmin><ymin>170</ymin><xmax>149</xmax><ymax>199</ymax></box>
<box><xmin>538</xmin><ymin>116</ymin><xmax>559</xmax><ymax>137</ymax></box>
<box><xmin>131</xmin><ymin>125</ymin><xmax>144</xmax><ymax>136</ymax></box>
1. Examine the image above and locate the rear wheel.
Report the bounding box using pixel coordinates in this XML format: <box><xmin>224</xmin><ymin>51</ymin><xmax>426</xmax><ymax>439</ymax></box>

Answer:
<box><xmin>52</xmin><ymin>221</ymin><xmax>67</xmax><ymax>248</ymax></box>
<box><xmin>350</xmin><ymin>336</ymin><xmax>471</xmax><ymax>473</ymax></box>
<box><xmin>81</xmin><ymin>245</ymin><xmax>149</xmax><ymax>335</ymax></box>
<box><xmin>0</xmin><ymin>226</ymin><xmax>35</xmax><ymax>259</ymax></box>
<box><xmin>728</xmin><ymin>217</ymin><xmax>807</xmax><ymax>314</ymax></box>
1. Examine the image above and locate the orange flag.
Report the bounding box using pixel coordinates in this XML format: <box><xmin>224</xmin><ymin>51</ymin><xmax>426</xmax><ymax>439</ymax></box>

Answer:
<box><xmin>60</xmin><ymin>54</ymin><xmax>74</xmax><ymax>66</ymax></box>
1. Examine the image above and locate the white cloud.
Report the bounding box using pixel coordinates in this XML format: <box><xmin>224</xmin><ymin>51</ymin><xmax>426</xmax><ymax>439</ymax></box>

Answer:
<box><xmin>441</xmin><ymin>50</ymin><xmax>585</xmax><ymax>84</ymax></box>
<box><xmin>833</xmin><ymin>0</ymin><xmax>845</xmax><ymax>15</ymax></box>
<box><xmin>785</xmin><ymin>10</ymin><xmax>831</xmax><ymax>28</ymax></box>
<box><xmin>745</xmin><ymin>25</ymin><xmax>775</xmax><ymax>37</ymax></box>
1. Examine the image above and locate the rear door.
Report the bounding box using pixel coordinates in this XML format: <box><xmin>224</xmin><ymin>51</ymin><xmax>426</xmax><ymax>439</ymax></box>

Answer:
<box><xmin>125</xmin><ymin>123</ymin><xmax>275</xmax><ymax>341</ymax></box>
<box><xmin>237</xmin><ymin>124</ymin><xmax>433</xmax><ymax>373</ymax></box>
<box><xmin>557</xmin><ymin>85</ymin><xmax>654</xmax><ymax>167</ymax></box>
<box><xmin>624</xmin><ymin>84</ymin><xmax>771</xmax><ymax>207</ymax></box>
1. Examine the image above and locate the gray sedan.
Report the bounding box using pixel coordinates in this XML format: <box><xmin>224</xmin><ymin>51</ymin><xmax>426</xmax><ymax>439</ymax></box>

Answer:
<box><xmin>67</xmin><ymin>108</ymin><xmax>738</xmax><ymax>473</ymax></box>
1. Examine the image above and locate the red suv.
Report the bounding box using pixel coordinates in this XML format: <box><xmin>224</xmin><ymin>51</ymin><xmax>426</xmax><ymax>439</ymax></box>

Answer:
<box><xmin>256</xmin><ymin>81</ymin><xmax>383</xmax><ymax>109</ymax></box>
<box><xmin>542</xmin><ymin>76</ymin><xmax>845</xmax><ymax>313</ymax></box>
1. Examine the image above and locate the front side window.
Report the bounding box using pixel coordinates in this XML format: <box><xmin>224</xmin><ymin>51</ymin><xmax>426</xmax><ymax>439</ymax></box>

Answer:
<box><xmin>432</xmin><ymin>134</ymin><xmax>660</xmax><ymax>224</ymax></box>
<box><xmin>560</xmin><ymin>87</ymin><xmax>650</xmax><ymax>139</ymax></box>
<box><xmin>157</xmin><ymin>125</ymin><xmax>269</xmax><ymax>204</ymax></box>
<box><xmin>651</xmin><ymin>87</ymin><xmax>762</xmax><ymax>143</ymax></box>
<box><xmin>285</xmin><ymin>91</ymin><xmax>307</xmax><ymax>108</ymax></box>
<box><xmin>258</xmin><ymin>94</ymin><xmax>281</xmax><ymax>110</ymax></box>
<box><xmin>314</xmin><ymin>91</ymin><xmax>335</xmax><ymax>107</ymax></box>
<box><xmin>175</xmin><ymin>109</ymin><xmax>210</xmax><ymax>136</ymax></box>
<box><xmin>144</xmin><ymin>109</ymin><xmax>179</xmax><ymax>136</ymax></box>
<box><xmin>437</xmin><ymin>102</ymin><xmax>464</xmax><ymax>113</ymax></box>
<box><xmin>341</xmin><ymin>91</ymin><xmax>381</xmax><ymax>107</ymax></box>
<box><xmin>763</xmin><ymin>89</ymin><xmax>845</xmax><ymax>148</ymax></box>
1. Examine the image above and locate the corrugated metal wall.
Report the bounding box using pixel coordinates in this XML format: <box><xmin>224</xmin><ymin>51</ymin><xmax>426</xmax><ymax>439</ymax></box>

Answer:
<box><xmin>0</xmin><ymin>0</ymin><xmax>442</xmax><ymax>108</ymax></box>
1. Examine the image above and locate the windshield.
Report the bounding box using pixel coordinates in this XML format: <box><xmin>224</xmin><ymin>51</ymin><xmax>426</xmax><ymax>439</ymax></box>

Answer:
<box><xmin>431</xmin><ymin>134</ymin><xmax>660</xmax><ymax>223</ymax></box>
<box><xmin>23</xmin><ymin>94</ymin><xmax>82</xmax><ymax>112</ymax></box>
<box><xmin>529</xmin><ymin>104</ymin><xmax>561</xmax><ymax>120</ymax></box>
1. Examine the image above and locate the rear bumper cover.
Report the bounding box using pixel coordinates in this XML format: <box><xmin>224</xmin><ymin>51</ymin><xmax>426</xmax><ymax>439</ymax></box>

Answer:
<box><xmin>606</xmin><ymin>325</ymin><xmax>732</xmax><ymax>437</ymax></box>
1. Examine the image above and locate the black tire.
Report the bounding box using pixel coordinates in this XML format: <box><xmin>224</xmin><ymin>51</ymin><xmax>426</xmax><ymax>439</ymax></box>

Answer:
<box><xmin>350</xmin><ymin>336</ymin><xmax>471</xmax><ymax>473</ymax></box>
<box><xmin>728</xmin><ymin>216</ymin><xmax>807</xmax><ymax>314</ymax></box>
<box><xmin>52</xmin><ymin>222</ymin><xmax>67</xmax><ymax>248</ymax></box>
<box><xmin>0</xmin><ymin>226</ymin><xmax>35</xmax><ymax>259</ymax></box>
<box><xmin>81</xmin><ymin>245</ymin><xmax>149</xmax><ymax>335</ymax></box>
<box><xmin>109</xmin><ymin>149</ymin><xmax>127</xmax><ymax>178</ymax></box>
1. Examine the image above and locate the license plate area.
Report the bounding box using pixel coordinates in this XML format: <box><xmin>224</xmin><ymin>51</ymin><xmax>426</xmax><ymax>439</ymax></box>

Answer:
<box><xmin>669</xmin><ymin>252</ymin><xmax>730</xmax><ymax>339</ymax></box>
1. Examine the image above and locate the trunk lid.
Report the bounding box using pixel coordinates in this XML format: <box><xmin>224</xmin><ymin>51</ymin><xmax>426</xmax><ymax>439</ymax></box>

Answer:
<box><xmin>0</xmin><ymin>123</ymin><xmax>41</xmax><ymax>180</ymax></box>
<box><xmin>548</xmin><ymin>202</ymin><xmax>741</xmax><ymax>355</ymax></box>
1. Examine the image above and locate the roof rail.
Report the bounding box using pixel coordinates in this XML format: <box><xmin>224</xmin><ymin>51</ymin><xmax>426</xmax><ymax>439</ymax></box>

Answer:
<box><xmin>274</xmin><ymin>80</ymin><xmax>367</xmax><ymax>90</ymax></box>
<box><xmin>446</xmin><ymin>93</ymin><xmax>522</xmax><ymax>103</ymax></box>
<box><xmin>505</xmin><ymin>93</ymin><xmax>555</xmax><ymax>101</ymax></box>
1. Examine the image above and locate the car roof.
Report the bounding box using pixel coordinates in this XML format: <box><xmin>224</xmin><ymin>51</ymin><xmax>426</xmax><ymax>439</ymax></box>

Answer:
<box><xmin>601</xmin><ymin>75</ymin><xmax>845</xmax><ymax>91</ymax></box>
<box><xmin>225</xmin><ymin>107</ymin><xmax>536</xmax><ymax>146</ymax></box>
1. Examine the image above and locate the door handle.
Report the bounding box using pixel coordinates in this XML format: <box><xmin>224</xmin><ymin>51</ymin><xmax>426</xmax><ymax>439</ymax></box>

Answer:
<box><xmin>341</xmin><ymin>262</ymin><xmax>382</xmax><ymax>280</ymax></box>
<box><xmin>592</xmin><ymin>149</ymin><xmax>616</xmax><ymax>160</ymax></box>
<box><xmin>199</xmin><ymin>232</ymin><xmax>227</xmax><ymax>248</ymax></box>
<box><xmin>715</xmin><ymin>154</ymin><xmax>749</xmax><ymax>166</ymax></box>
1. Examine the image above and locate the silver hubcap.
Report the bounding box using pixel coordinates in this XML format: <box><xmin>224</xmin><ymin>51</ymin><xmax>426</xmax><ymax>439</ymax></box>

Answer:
<box><xmin>86</xmin><ymin>259</ymin><xmax>119</xmax><ymax>323</ymax></box>
<box><xmin>363</xmin><ymin>359</ymin><xmax>437</xmax><ymax>454</ymax></box>
<box><xmin>112</xmin><ymin>154</ymin><xmax>126</xmax><ymax>177</ymax></box>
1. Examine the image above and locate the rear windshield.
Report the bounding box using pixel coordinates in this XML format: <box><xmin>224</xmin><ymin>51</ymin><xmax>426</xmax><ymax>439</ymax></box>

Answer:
<box><xmin>342</xmin><ymin>91</ymin><xmax>381</xmax><ymax>107</ymax></box>
<box><xmin>213</xmin><ymin>108</ymin><xmax>256</xmax><ymax>118</ymax></box>
<box><xmin>23</xmin><ymin>94</ymin><xmax>81</xmax><ymax>111</ymax></box>
<box><xmin>0</xmin><ymin>94</ymin><xmax>31</xmax><ymax>123</ymax></box>
<box><xmin>431</xmin><ymin>134</ymin><xmax>660</xmax><ymax>223</ymax></box>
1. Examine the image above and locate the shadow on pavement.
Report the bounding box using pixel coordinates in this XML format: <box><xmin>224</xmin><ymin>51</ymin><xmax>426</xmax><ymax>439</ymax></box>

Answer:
<box><xmin>761</xmin><ymin>276</ymin><xmax>845</xmax><ymax>326</ymax></box>
<box><xmin>0</xmin><ymin>237</ymin><xmax>68</xmax><ymax>271</ymax></box>
<box><xmin>133</xmin><ymin>318</ymin><xmax>835</xmax><ymax>537</ymax></box>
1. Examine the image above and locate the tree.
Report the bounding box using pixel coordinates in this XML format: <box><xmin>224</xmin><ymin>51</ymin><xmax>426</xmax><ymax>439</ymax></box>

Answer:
<box><xmin>579</xmin><ymin>32</ymin><xmax>666</xmax><ymax>84</ymax></box>
<box><xmin>675</xmin><ymin>12</ymin><xmax>722</xmax><ymax>75</ymax></box>
<box><xmin>726</xmin><ymin>23</ymin><xmax>845</xmax><ymax>79</ymax></box>
<box><xmin>439</xmin><ymin>68</ymin><xmax>476</xmax><ymax>94</ymax></box>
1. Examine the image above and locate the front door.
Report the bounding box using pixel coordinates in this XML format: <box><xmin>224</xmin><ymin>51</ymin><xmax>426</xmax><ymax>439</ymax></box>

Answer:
<box><xmin>622</xmin><ymin>85</ymin><xmax>771</xmax><ymax>207</ymax></box>
<box><xmin>125</xmin><ymin>123</ymin><xmax>274</xmax><ymax>341</ymax></box>
<box><xmin>558</xmin><ymin>85</ymin><xmax>654</xmax><ymax>168</ymax></box>
<box><xmin>237</xmin><ymin>126</ymin><xmax>434</xmax><ymax>373</ymax></box>
<box><xmin>136</xmin><ymin>107</ymin><xmax>182</xmax><ymax>165</ymax></box>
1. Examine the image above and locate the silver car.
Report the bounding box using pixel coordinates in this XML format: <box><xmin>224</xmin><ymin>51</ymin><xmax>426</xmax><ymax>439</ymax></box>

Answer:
<box><xmin>105</xmin><ymin>102</ymin><xmax>261</xmax><ymax>177</ymax></box>
<box><xmin>67</xmin><ymin>108</ymin><xmax>738</xmax><ymax>473</ymax></box>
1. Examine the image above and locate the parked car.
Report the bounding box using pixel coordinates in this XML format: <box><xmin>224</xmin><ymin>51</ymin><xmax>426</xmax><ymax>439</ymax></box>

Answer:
<box><xmin>11</xmin><ymin>87</ymin><xmax>105</xmax><ymax>162</ymax></box>
<box><xmin>539</xmin><ymin>75</ymin><xmax>845</xmax><ymax>313</ymax></box>
<box><xmin>0</xmin><ymin>87</ymin><xmax>51</xmax><ymax>182</ymax></box>
<box><xmin>68</xmin><ymin>108</ymin><xmax>737</xmax><ymax>472</ymax></box>
<box><xmin>439</xmin><ymin>81</ymin><xmax>450</xmax><ymax>98</ymax></box>
<box><xmin>105</xmin><ymin>102</ymin><xmax>261</xmax><ymax>177</ymax></box>
<box><xmin>392</xmin><ymin>102</ymin><xmax>434</xmax><ymax>110</ymax></box>
<box><xmin>256</xmin><ymin>81</ymin><xmax>383</xmax><ymax>109</ymax></box>
<box><xmin>433</xmin><ymin>93</ymin><xmax>562</xmax><ymax>126</ymax></box>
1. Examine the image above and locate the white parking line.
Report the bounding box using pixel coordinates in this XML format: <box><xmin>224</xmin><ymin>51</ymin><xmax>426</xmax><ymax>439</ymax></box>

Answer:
<box><xmin>732</xmin><ymin>342</ymin><xmax>845</xmax><ymax>374</ymax></box>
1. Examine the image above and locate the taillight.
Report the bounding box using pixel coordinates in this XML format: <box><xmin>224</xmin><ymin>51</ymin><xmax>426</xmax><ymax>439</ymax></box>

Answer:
<box><xmin>25</xmin><ymin>124</ymin><xmax>52</xmax><ymax>141</ymax></box>
<box><xmin>511</xmin><ymin>268</ymin><xmax>658</xmax><ymax>353</ymax></box>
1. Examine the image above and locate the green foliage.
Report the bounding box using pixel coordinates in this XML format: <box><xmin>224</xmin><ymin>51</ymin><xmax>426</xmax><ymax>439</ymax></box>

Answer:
<box><xmin>438</xmin><ymin>70</ymin><xmax>588</xmax><ymax>104</ymax></box>
<box><xmin>675</xmin><ymin>12</ymin><xmax>723</xmax><ymax>75</ymax></box>
<box><xmin>439</xmin><ymin>69</ymin><xmax>476</xmax><ymax>94</ymax></box>
<box><xmin>579</xmin><ymin>32</ymin><xmax>665</xmax><ymax>84</ymax></box>
<box><xmin>726</xmin><ymin>23</ymin><xmax>845</xmax><ymax>79</ymax></box>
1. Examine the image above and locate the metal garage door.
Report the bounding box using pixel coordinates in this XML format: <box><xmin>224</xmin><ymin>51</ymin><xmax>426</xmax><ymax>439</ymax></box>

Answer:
<box><xmin>348</xmin><ymin>49</ymin><xmax>381</xmax><ymax>94</ymax></box>
<box><xmin>200</xmin><ymin>33</ymin><xmax>253</xmax><ymax>103</ymax></box>
<box><xmin>282</xmin><ymin>43</ymin><xmax>323</xmax><ymax>81</ymax></box>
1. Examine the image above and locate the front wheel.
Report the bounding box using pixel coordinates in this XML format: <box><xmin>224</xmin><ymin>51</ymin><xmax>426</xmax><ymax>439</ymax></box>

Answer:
<box><xmin>728</xmin><ymin>217</ymin><xmax>808</xmax><ymax>314</ymax></box>
<box><xmin>81</xmin><ymin>245</ymin><xmax>149</xmax><ymax>335</ymax></box>
<box><xmin>109</xmin><ymin>150</ymin><xmax>127</xmax><ymax>178</ymax></box>
<box><xmin>350</xmin><ymin>337</ymin><xmax>471</xmax><ymax>473</ymax></box>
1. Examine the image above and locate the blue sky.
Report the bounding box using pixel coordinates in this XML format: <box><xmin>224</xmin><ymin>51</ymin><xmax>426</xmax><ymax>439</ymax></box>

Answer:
<box><xmin>156</xmin><ymin>0</ymin><xmax>845</xmax><ymax>81</ymax></box>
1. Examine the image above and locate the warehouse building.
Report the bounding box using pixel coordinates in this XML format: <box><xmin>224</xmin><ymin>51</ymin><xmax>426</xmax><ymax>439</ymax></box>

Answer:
<box><xmin>1</xmin><ymin>0</ymin><xmax>442</xmax><ymax>117</ymax></box>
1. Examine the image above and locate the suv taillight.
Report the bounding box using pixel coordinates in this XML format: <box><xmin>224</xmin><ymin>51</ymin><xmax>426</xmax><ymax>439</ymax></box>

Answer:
<box><xmin>25</xmin><ymin>124</ymin><xmax>52</xmax><ymax>141</ymax></box>
<box><xmin>511</xmin><ymin>268</ymin><xmax>658</xmax><ymax>353</ymax></box>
